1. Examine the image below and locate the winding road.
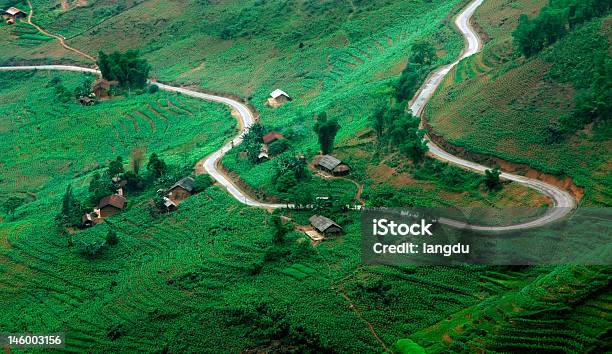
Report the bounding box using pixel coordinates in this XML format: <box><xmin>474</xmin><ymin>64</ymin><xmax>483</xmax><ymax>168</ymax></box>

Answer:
<box><xmin>0</xmin><ymin>0</ymin><xmax>575</xmax><ymax>230</ymax></box>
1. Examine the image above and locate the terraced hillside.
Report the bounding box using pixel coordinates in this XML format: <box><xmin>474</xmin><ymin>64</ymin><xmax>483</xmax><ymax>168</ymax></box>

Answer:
<box><xmin>426</xmin><ymin>0</ymin><xmax>612</xmax><ymax>206</ymax></box>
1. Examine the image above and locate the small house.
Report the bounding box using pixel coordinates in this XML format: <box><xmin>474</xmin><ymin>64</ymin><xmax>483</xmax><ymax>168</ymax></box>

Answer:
<box><xmin>315</xmin><ymin>155</ymin><xmax>350</xmax><ymax>176</ymax></box>
<box><xmin>92</xmin><ymin>79</ymin><xmax>111</xmax><ymax>98</ymax></box>
<box><xmin>166</xmin><ymin>177</ymin><xmax>195</xmax><ymax>202</ymax></box>
<box><xmin>98</xmin><ymin>194</ymin><xmax>127</xmax><ymax>218</ymax></box>
<box><xmin>5</xmin><ymin>7</ymin><xmax>26</xmax><ymax>19</ymax></box>
<box><xmin>268</xmin><ymin>89</ymin><xmax>291</xmax><ymax>107</ymax></box>
<box><xmin>262</xmin><ymin>131</ymin><xmax>284</xmax><ymax>144</ymax></box>
<box><xmin>309</xmin><ymin>215</ymin><xmax>343</xmax><ymax>234</ymax></box>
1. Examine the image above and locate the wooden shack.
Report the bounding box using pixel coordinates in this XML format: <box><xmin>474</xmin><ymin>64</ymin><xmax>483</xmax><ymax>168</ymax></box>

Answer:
<box><xmin>309</xmin><ymin>215</ymin><xmax>343</xmax><ymax>234</ymax></box>
<box><xmin>166</xmin><ymin>177</ymin><xmax>195</xmax><ymax>203</ymax></box>
<box><xmin>315</xmin><ymin>155</ymin><xmax>350</xmax><ymax>176</ymax></box>
<box><xmin>98</xmin><ymin>194</ymin><xmax>127</xmax><ymax>218</ymax></box>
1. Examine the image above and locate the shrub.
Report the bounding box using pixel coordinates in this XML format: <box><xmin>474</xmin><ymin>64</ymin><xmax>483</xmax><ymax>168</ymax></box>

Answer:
<box><xmin>148</xmin><ymin>84</ymin><xmax>159</xmax><ymax>94</ymax></box>
<box><xmin>106</xmin><ymin>229</ymin><xmax>119</xmax><ymax>246</ymax></box>
<box><xmin>193</xmin><ymin>174</ymin><xmax>214</xmax><ymax>192</ymax></box>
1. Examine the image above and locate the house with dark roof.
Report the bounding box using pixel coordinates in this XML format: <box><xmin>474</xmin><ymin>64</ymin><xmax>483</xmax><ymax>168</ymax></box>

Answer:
<box><xmin>166</xmin><ymin>177</ymin><xmax>195</xmax><ymax>202</ymax></box>
<box><xmin>315</xmin><ymin>155</ymin><xmax>350</xmax><ymax>176</ymax></box>
<box><xmin>98</xmin><ymin>194</ymin><xmax>127</xmax><ymax>218</ymax></box>
<box><xmin>309</xmin><ymin>215</ymin><xmax>343</xmax><ymax>234</ymax></box>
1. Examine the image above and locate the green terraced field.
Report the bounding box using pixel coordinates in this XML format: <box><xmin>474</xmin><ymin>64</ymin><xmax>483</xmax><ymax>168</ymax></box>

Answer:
<box><xmin>0</xmin><ymin>0</ymin><xmax>610</xmax><ymax>352</ymax></box>
<box><xmin>426</xmin><ymin>0</ymin><xmax>612</xmax><ymax>206</ymax></box>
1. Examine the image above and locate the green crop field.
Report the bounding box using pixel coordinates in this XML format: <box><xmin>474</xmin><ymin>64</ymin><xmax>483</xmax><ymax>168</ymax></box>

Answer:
<box><xmin>0</xmin><ymin>0</ymin><xmax>610</xmax><ymax>352</ymax></box>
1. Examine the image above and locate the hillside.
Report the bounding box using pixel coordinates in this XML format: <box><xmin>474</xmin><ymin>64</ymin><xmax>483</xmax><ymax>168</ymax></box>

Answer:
<box><xmin>0</xmin><ymin>0</ymin><xmax>609</xmax><ymax>352</ymax></box>
<box><xmin>426</xmin><ymin>0</ymin><xmax>611</xmax><ymax>206</ymax></box>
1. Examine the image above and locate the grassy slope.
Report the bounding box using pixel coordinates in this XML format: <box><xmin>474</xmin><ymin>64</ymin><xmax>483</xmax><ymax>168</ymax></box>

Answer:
<box><xmin>0</xmin><ymin>1</ymin><xmax>608</xmax><ymax>353</ymax></box>
<box><xmin>0</xmin><ymin>70</ymin><xmax>235</xmax><ymax>199</ymax></box>
<box><xmin>426</xmin><ymin>0</ymin><xmax>612</xmax><ymax>206</ymax></box>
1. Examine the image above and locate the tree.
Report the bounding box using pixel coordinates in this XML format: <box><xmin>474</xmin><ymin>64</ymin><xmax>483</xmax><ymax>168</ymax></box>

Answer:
<box><xmin>242</xmin><ymin>123</ymin><xmax>266</xmax><ymax>163</ymax></box>
<box><xmin>106</xmin><ymin>228</ymin><xmax>119</xmax><ymax>246</ymax></box>
<box><xmin>56</xmin><ymin>185</ymin><xmax>83</xmax><ymax>227</ymax></box>
<box><xmin>268</xmin><ymin>139</ymin><xmax>290</xmax><ymax>155</ymax></box>
<box><xmin>484</xmin><ymin>166</ymin><xmax>502</xmax><ymax>190</ymax></box>
<box><xmin>88</xmin><ymin>172</ymin><xmax>116</xmax><ymax>205</ymax></box>
<box><xmin>2</xmin><ymin>196</ymin><xmax>23</xmax><ymax>217</ymax></box>
<box><xmin>97</xmin><ymin>50</ymin><xmax>151</xmax><ymax>89</ymax></box>
<box><xmin>371</xmin><ymin>103</ymin><xmax>386</xmax><ymax>140</ymax></box>
<box><xmin>313</xmin><ymin>111</ymin><xmax>341</xmax><ymax>154</ymax></box>
<box><xmin>108</xmin><ymin>156</ymin><xmax>125</xmax><ymax>177</ymax></box>
<box><xmin>74</xmin><ymin>78</ymin><xmax>93</xmax><ymax>99</ymax></box>
<box><xmin>193</xmin><ymin>174</ymin><xmax>214</xmax><ymax>193</ymax></box>
<box><xmin>395</xmin><ymin>64</ymin><xmax>422</xmax><ymax>102</ymax></box>
<box><xmin>399</xmin><ymin>129</ymin><xmax>429</xmax><ymax>164</ymax></box>
<box><xmin>270</xmin><ymin>213</ymin><xmax>290</xmax><ymax>245</ymax></box>
<box><xmin>409</xmin><ymin>39</ymin><xmax>437</xmax><ymax>66</ymax></box>
<box><xmin>147</xmin><ymin>153</ymin><xmax>167</xmax><ymax>178</ymax></box>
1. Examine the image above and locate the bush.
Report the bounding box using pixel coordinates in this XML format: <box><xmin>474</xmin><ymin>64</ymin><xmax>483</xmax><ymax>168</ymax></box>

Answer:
<box><xmin>193</xmin><ymin>174</ymin><xmax>214</xmax><ymax>192</ymax></box>
<box><xmin>79</xmin><ymin>241</ymin><xmax>107</xmax><ymax>259</ymax></box>
<box><xmin>268</xmin><ymin>139</ymin><xmax>290</xmax><ymax>155</ymax></box>
<box><xmin>106</xmin><ymin>229</ymin><xmax>119</xmax><ymax>246</ymax></box>
<box><xmin>148</xmin><ymin>84</ymin><xmax>159</xmax><ymax>94</ymax></box>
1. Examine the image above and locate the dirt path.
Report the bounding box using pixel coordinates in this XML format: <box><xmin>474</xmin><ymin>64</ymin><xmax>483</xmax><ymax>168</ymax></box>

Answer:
<box><xmin>26</xmin><ymin>0</ymin><xmax>96</xmax><ymax>62</ymax></box>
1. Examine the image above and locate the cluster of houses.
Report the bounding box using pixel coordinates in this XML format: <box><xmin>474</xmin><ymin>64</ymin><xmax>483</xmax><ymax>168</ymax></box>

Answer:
<box><xmin>81</xmin><ymin>176</ymin><xmax>197</xmax><ymax>228</ymax></box>
<box><xmin>1</xmin><ymin>7</ymin><xmax>26</xmax><ymax>25</ymax></box>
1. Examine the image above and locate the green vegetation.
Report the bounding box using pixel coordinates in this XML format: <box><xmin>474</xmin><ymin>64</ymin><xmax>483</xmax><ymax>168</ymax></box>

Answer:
<box><xmin>0</xmin><ymin>1</ymin><xmax>609</xmax><ymax>353</ymax></box>
<box><xmin>426</xmin><ymin>0</ymin><xmax>612</xmax><ymax>205</ymax></box>
<box><xmin>313</xmin><ymin>111</ymin><xmax>341</xmax><ymax>154</ymax></box>
<box><xmin>97</xmin><ymin>50</ymin><xmax>151</xmax><ymax>89</ymax></box>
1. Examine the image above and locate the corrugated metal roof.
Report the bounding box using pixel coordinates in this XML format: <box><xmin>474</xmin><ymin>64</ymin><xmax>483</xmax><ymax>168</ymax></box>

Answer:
<box><xmin>309</xmin><ymin>215</ymin><xmax>341</xmax><ymax>232</ymax></box>
<box><xmin>6</xmin><ymin>7</ymin><xmax>25</xmax><ymax>16</ymax></box>
<box><xmin>317</xmin><ymin>155</ymin><xmax>341</xmax><ymax>170</ymax></box>
<box><xmin>169</xmin><ymin>177</ymin><xmax>195</xmax><ymax>193</ymax></box>
<box><xmin>270</xmin><ymin>89</ymin><xmax>289</xmax><ymax>99</ymax></box>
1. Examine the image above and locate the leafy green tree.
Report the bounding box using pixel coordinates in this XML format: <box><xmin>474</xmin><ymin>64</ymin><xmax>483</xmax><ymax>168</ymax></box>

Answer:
<box><xmin>147</xmin><ymin>153</ymin><xmax>167</xmax><ymax>178</ymax></box>
<box><xmin>193</xmin><ymin>174</ymin><xmax>214</xmax><ymax>192</ymax></box>
<box><xmin>106</xmin><ymin>228</ymin><xmax>119</xmax><ymax>246</ymax></box>
<box><xmin>270</xmin><ymin>213</ymin><xmax>290</xmax><ymax>245</ymax></box>
<box><xmin>273</xmin><ymin>155</ymin><xmax>308</xmax><ymax>183</ymax></box>
<box><xmin>276</xmin><ymin>171</ymin><xmax>298</xmax><ymax>193</ymax></box>
<box><xmin>97</xmin><ymin>50</ymin><xmax>151</xmax><ymax>89</ymax></box>
<box><xmin>313</xmin><ymin>111</ymin><xmax>340</xmax><ymax>154</ymax></box>
<box><xmin>399</xmin><ymin>129</ymin><xmax>429</xmax><ymax>164</ymax></box>
<box><xmin>108</xmin><ymin>156</ymin><xmax>125</xmax><ymax>177</ymax></box>
<box><xmin>74</xmin><ymin>78</ymin><xmax>94</xmax><ymax>98</ymax></box>
<box><xmin>371</xmin><ymin>103</ymin><xmax>386</xmax><ymax>140</ymax></box>
<box><xmin>484</xmin><ymin>166</ymin><xmax>502</xmax><ymax>190</ymax></box>
<box><xmin>242</xmin><ymin>123</ymin><xmax>266</xmax><ymax>163</ymax></box>
<box><xmin>56</xmin><ymin>185</ymin><xmax>83</xmax><ymax>227</ymax></box>
<box><xmin>88</xmin><ymin>172</ymin><xmax>116</xmax><ymax>205</ymax></box>
<box><xmin>268</xmin><ymin>139</ymin><xmax>290</xmax><ymax>155</ymax></box>
<box><xmin>409</xmin><ymin>39</ymin><xmax>436</xmax><ymax>66</ymax></box>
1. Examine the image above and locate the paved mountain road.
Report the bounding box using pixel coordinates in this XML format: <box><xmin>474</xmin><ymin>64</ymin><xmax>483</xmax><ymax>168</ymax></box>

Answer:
<box><xmin>0</xmin><ymin>0</ymin><xmax>575</xmax><ymax>230</ymax></box>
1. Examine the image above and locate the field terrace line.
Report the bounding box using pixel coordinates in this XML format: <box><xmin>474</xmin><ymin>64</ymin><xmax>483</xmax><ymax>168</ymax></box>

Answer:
<box><xmin>0</xmin><ymin>0</ymin><xmax>576</xmax><ymax>230</ymax></box>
